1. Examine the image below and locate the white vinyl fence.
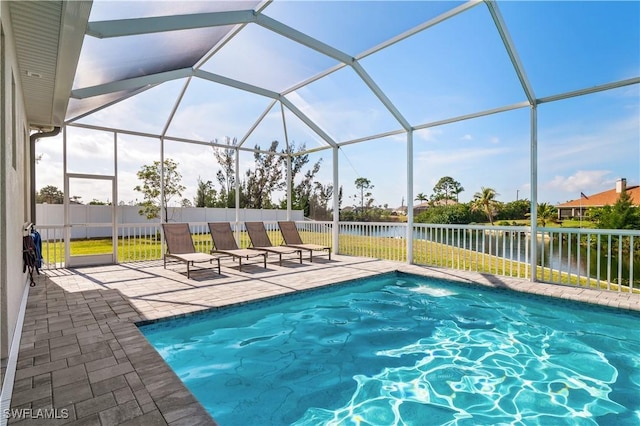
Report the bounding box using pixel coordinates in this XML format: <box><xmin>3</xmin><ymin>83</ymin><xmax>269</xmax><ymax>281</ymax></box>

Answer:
<box><xmin>35</xmin><ymin>204</ymin><xmax>303</xmax><ymax>239</ymax></box>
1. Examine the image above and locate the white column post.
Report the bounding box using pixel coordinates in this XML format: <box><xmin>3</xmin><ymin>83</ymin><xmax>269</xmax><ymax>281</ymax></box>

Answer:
<box><xmin>63</xmin><ymin>126</ymin><xmax>70</xmax><ymax>266</ymax></box>
<box><xmin>113</xmin><ymin>132</ymin><xmax>118</xmax><ymax>263</ymax></box>
<box><xmin>235</xmin><ymin>148</ymin><xmax>240</xmax><ymax>225</ymax></box>
<box><xmin>406</xmin><ymin>130</ymin><xmax>414</xmax><ymax>264</ymax></box>
<box><xmin>160</xmin><ymin>137</ymin><xmax>165</xmax><ymax>224</ymax></box>
<box><xmin>332</xmin><ymin>146</ymin><xmax>339</xmax><ymax>254</ymax></box>
<box><xmin>530</xmin><ymin>105</ymin><xmax>538</xmax><ymax>282</ymax></box>
<box><xmin>286</xmin><ymin>156</ymin><xmax>292</xmax><ymax>221</ymax></box>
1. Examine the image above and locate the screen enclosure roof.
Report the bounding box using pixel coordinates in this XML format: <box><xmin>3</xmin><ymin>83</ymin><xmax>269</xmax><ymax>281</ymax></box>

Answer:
<box><xmin>11</xmin><ymin>0</ymin><xmax>640</xmax><ymax>156</ymax></box>
<box><xmin>67</xmin><ymin>0</ymin><xmax>640</xmax><ymax>155</ymax></box>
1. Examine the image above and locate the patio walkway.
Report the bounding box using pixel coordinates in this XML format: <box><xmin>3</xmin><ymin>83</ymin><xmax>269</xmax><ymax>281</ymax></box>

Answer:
<box><xmin>7</xmin><ymin>255</ymin><xmax>640</xmax><ymax>425</ymax></box>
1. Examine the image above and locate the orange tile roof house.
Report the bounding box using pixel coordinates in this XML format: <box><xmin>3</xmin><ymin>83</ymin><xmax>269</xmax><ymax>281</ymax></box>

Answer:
<box><xmin>556</xmin><ymin>178</ymin><xmax>640</xmax><ymax>219</ymax></box>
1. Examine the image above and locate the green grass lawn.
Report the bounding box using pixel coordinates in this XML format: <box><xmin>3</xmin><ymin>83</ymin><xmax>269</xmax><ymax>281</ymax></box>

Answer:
<box><xmin>41</xmin><ymin>232</ymin><xmax>275</xmax><ymax>264</ymax></box>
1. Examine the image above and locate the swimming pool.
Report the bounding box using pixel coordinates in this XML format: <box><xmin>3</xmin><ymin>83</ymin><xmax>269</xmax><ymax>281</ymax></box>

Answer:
<box><xmin>139</xmin><ymin>272</ymin><xmax>640</xmax><ymax>425</ymax></box>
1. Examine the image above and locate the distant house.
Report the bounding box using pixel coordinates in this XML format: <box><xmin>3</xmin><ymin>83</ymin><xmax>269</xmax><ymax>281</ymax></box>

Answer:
<box><xmin>392</xmin><ymin>205</ymin><xmax>407</xmax><ymax>216</ymax></box>
<box><xmin>413</xmin><ymin>202</ymin><xmax>430</xmax><ymax>215</ymax></box>
<box><xmin>432</xmin><ymin>199</ymin><xmax>458</xmax><ymax>207</ymax></box>
<box><xmin>556</xmin><ymin>178</ymin><xmax>640</xmax><ymax>220</ymax></box>
<box><xmin>413</xmin><ymin>199</ymin><xmax>458</xmax><ymax>215</ymax></box>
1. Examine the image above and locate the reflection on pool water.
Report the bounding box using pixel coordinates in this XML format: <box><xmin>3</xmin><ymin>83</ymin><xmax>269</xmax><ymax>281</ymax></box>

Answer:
<box><xmin>139</xmin><ymin>272</ymin><xmax>640</xmax><ymax>426</ymax></box>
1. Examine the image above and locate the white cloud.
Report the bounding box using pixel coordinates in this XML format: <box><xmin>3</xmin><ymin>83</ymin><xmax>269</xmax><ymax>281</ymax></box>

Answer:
<box><xmin>414</xmin><ymin>128</ymin><xmax>443</xmax><ymax>143</ymax></box>
<box><xmin>534</xmin><ymin>109</ymin><xmax>639</xmax><ymax>203</ymax></box>
<box><xmin>172</xmin><ymin>102</ymin><xmax>257</xmax><ymax>142</ymax></box>
<box><xmin>543</xmin><ymin>170</ymin><xmax>613</xmax><ymax>194</ymax></box>
<box><xmin>461</xmin><ymin>134</ymin><xmax>473</xmax><ymax>141</ymax></box>
<box><xmin>539</xmin><ymin>113</ymin><xmax>639</xmax><ymax>172</ymax></box>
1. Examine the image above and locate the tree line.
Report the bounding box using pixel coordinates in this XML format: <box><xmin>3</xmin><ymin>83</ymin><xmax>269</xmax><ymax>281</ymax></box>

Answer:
<box><xmin>132</xmin><ymin>139</ymin><xmax>335</xmax><ymax>222</ymax></box>
<box><xmin>36</xmin><ymin>186</ymin><xmax>109</xmax><ymax>205</ymax></box>
<box><xmin>411</xmin><ymin>176</ymin><xmax>639</xmax><ymax>230</ymax></box>
<box><xmin>36</xmin><ymin>163</ymin><xmax>639</xmax><ymax>230</ymax></box>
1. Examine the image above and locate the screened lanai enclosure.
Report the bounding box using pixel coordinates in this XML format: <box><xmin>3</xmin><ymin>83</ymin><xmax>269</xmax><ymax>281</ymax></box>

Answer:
<box><xmin>25</xmin><ymin>0</ymin><xmax>640</xmax><ymax>289</ymax></box>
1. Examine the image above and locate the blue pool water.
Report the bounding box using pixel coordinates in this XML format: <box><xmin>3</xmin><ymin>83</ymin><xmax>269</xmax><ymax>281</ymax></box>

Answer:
<box><xmin>139</xmin><ymin>272</ymin><xmax>640</xmax><ymax>425</ymax></box>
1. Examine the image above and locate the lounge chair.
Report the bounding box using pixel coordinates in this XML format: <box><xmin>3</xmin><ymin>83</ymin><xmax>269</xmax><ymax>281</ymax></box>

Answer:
<box><xmin>162</xmin><ymin>223</ymin><xmax>221</xmax><ymax>279</ymax></box>
<box><xmin>278</xmin><ymin>221</ymin><xmax>331</xmax><ymax>261</ymax></box>
<box><xmin>208</xmin><ymin>222</ymin><xmax>267</xmax><ymax>271</ymax></box>
<box><xmin>245</xmin><ymin>222</ymin><xmax>303</xmax><ymax>266</ymax></box>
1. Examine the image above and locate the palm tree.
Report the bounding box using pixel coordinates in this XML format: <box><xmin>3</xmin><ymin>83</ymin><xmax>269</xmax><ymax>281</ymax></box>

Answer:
<box><xmin>535</xmin><ymin>202</ymin><xmax>558</xmax><ymax>227</ymax></box>
<box><xmin>415</xmin><ymin>193</ymin><xmax>428</xmax><ymax>204</ymax></box>
<box><xmin>472</xmin><ymin>187</ymin><xmax>499</xmax><ymax>225</ymax></box>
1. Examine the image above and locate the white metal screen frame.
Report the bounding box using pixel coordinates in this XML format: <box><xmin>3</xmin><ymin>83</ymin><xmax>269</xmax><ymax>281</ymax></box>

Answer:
<box><xmin>63</xmin><ymin>128</ymin><xmax>119</xmax><ymax>267</ymax></box>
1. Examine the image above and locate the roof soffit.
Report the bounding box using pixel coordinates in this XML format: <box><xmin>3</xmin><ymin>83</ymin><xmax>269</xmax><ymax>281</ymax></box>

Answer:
<box><xmin>9</xmin><ymin>0</ymin><xmax>91</xmax><ymax>128</ymax></box>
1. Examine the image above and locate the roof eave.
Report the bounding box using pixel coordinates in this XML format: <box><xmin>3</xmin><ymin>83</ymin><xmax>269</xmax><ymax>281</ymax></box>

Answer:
<box><xmin>10</xmin><ymin>1</ymin><xmax>91</xmax><ymax>129</ymax></box>
<box><xmin>52</xmin><ymin>1</ymin><xmax>92</xmax><ymax>127</ymax></box>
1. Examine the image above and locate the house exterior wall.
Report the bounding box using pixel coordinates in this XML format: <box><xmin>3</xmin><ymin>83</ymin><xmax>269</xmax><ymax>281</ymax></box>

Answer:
<box><xmin>1</xmin><ymin>2</ymin><xmax>31</xmax><ymax>363</ymax></box>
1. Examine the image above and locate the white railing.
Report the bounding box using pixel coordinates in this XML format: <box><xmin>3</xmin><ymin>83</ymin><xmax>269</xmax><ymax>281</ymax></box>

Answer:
<box><xmin>538</xmin><ymin>227</ymin><xmax>638</xmax><ymax>292</ymax></box>
<box><xmin>35</xmin><ymin>225</ymin><xmax>65</xmax><ymax>270</ymax></box>
<box><xmin>338</xmin><ymin>221</ymin><xmax>407</xmax><ymax>262</ymax></box>
<box><xmin>116</xmin><ymin>222</ymin><xmax>215</xmax><ymax>261</ymax></box>
<box><xmin>413</xmin><ymin>224</ymin><xmax>531</xmax><ymax>279</ymax></box>
<box><xmin>117</xmin><ymin>224</ymin><xmax>162</xmax><ymax>262</ymax></box>
<box><xmin>34</xmin><ymin>221</ymin><xmax>639</xmax><ymax>293</ymax></box>
<box><xmin>257</xmin><ymin>221</ymin><xmax>333</xmax><ymax>247</ymax></box>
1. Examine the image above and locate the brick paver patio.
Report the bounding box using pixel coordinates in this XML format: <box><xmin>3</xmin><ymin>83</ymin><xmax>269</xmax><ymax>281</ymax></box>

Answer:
<box><xmin>7</xmin><ymin>255</ymin><xmax>640</xmax><ymax>425</ymax></box>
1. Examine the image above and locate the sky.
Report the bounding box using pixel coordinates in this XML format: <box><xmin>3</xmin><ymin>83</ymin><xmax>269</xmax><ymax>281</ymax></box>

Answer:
<box><xmin>35</xmin><ymin>0</ymin><xmax>640</xmax><ymax>210</ymax></box>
